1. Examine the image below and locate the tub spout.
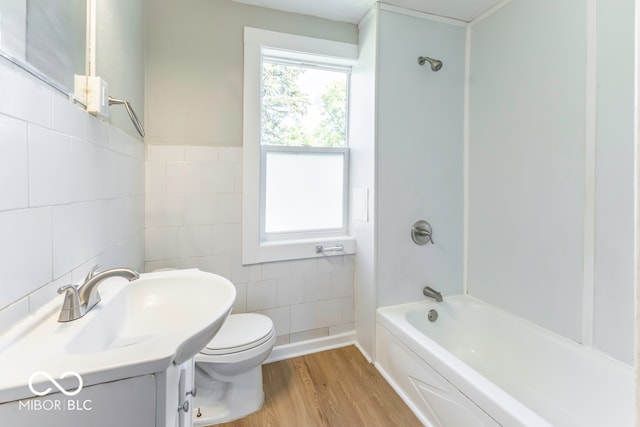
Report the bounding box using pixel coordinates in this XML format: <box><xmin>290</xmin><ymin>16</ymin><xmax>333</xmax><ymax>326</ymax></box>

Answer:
<box><xmin>423</xmin><ymin>286</ymin><xmax>443</xmax><ymax>302</ymax></box>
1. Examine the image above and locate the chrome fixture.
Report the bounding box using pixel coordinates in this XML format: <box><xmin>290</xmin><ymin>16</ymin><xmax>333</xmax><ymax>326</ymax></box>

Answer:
<box><xmin>411</xmin><ymin>220</ymin><xmax>434</xmax><ymax>245</ymax></box>
<box><xmin>108</xmin><ymin>96</ymin><xmax>145</xmax><ymax>137</ymax></box>
<box><xmin>423</xmin><ymin>286</ymin><xmax>443</xmax><ymax>302</ymax></box>
<box><xmin>427</xmin><ymin>309</ymin><xmax>438</xmax><ymax>322</ymax></box>
<box><xmin>57</xmin><ymin>266</ymin><xmax>140</xmax><ymax>322</ymax></box>
<box><xmin>315</xmin><ymin>243</ymin><xmax>344</xmax><ymax>254</ymax></box>
<box><xmin>417</xmin><ymin>56</ymin><xmax>443</xmax><ymax>72</ymax></box>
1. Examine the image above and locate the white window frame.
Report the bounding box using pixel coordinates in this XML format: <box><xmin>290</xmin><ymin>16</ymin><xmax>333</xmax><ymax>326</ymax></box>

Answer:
<box><xmin>243</xmin><ymin>27</ymin><xmax>357</xmax><ymax>264</ymax></box>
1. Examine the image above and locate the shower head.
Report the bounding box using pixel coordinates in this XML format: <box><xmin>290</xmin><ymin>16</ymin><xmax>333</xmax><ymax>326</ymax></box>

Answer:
<box><xmin>418</xmin><ymin>56</ymin><xmax>443</xmax><ymax>72</ymax></box>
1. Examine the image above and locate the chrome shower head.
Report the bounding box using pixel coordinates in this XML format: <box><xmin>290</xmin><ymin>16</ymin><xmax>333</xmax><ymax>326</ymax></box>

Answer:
<box><xmin>418</xmin><ymin>56</ymin><xmax>443</xmax><ymax>72</ymax></box>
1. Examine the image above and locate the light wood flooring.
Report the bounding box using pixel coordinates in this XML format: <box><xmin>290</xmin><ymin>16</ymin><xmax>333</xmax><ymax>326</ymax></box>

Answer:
<box><xmin>211</xmin><ymin>345</ymin><xmax>423</xmax><ymax>427</ymax></box>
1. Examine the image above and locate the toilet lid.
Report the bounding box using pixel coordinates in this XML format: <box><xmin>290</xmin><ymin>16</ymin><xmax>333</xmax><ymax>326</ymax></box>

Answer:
<box><xmin>201</xmin><ymin>313</ymin><xmax>274</xmax><ymax>355</ymax></box>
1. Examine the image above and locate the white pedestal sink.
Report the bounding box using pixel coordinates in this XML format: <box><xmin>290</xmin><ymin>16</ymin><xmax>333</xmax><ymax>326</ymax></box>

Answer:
<box><xmin>0</xmin><ymin>268</ymin><xmax>236</xmax><ymax>405</ymax></box>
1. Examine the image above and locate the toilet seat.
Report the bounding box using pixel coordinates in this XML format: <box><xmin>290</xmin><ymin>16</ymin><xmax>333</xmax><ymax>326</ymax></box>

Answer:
<box><xmin>200</xmin><ymin>313</ymin><xmax>275</xmax><ymax>356</ymax></box>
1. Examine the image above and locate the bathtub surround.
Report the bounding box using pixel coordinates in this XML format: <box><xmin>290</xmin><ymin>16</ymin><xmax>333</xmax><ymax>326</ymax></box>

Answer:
<box><xmin>0</xmin><ymin>59</ymin><xmax>144</xmax><ymax>335</ymax></box>
<box><xmin>144</xmin><ymin>145</ymin><xmax>355</xmax><ymax>346</ymax></box>
<box><xmin>467</xmin><ymin>0</ymin><xmax>634</xmax><ymax>365</ymax></box>
<box><xmin>348</xmin><ymin>5</ymin><xmax>466</xmax><ymax>360</ymax></box>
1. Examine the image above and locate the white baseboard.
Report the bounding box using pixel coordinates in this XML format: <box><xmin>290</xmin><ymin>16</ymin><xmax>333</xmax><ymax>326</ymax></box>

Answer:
<box><xmin>265</xmin><ymin>330</ymin><xmax>356</xmax><ymax>363</ymax></box>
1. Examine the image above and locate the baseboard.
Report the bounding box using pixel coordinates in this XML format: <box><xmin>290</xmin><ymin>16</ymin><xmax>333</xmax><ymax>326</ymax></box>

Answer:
<box><xmin>265</xmin><ymin>330</ymin><xmax>356</xmax><ymax>363</ymax></box>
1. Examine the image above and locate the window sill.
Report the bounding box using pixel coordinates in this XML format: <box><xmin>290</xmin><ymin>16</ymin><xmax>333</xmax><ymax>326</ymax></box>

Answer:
<box><xmin>242</xmin><ymin>236</ymin><xmax>355</xmax><ymax>265</ymax></box>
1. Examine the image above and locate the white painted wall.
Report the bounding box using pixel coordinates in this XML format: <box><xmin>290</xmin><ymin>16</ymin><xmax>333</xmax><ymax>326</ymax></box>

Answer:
<box><xmin>349</xmin><ymin>7</ymin><xmax>378</xmax><ymax>359</ymax></box>
<box><xmin>0</xmin><ymin>60</ymin><xmax>144</xmax><ymax>334</ymax></box>
<box><xmin>468</xmin><ymin>0</ymin><xmax>634</xmax><ymax>364</ymax></box>
<box><xmin>144</xmin><ymin>0</ymin><xmax>357</xmax><ymax>147</ymax></box>
<box><xmin>376</xmin><ymin>8</ymin><xmax>466</xmax><ymax>307</ymax></box>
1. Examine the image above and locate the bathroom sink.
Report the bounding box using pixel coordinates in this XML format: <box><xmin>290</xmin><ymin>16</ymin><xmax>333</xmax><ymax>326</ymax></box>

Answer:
<box><xmin>65</xmin><ymin>269</ymin><xmax>236</xmax><ymax>363</ymax></box>
<box><xmin>0</xmin><ymin>268</ymin><xmax>236</xmax><ymax>403</ymax></box>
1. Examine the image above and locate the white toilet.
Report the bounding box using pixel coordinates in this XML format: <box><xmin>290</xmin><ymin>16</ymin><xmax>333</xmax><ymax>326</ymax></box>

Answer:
<box><xmin>193</xmin><ymin>313</ymin><xmax>275</xmax><ymax>426</ymax></box>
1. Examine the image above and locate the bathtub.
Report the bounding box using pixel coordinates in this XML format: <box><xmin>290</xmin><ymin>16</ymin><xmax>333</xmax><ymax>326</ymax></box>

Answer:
<box><xmin>375</xmin><ymin>295</ymin><xmax>634</xmax><ymax>427</ymax></box>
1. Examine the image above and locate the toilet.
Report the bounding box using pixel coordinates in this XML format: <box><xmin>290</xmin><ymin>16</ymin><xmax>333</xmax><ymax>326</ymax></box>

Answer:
<box><xmin>193</xmin><ymin>313</ymin><xmax>275</xmax><ymax>426</ymax></box>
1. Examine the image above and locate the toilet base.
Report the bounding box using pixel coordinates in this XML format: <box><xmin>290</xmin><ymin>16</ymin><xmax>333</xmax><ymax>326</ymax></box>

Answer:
<box><xmin>193</xmin><ymin>366</ymin><xmax>265</xmax><ymax>426</ymax></box>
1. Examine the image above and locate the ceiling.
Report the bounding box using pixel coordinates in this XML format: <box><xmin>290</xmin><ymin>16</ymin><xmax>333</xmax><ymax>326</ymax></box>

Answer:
<box><xmin>232</xmin><ymin>0</ymin><xmax>504</xmax><ymax>23</ymax></box>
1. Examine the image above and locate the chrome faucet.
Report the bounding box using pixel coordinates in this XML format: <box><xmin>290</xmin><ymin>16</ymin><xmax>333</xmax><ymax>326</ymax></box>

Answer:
<box><xmin>423</xmin><ymin>286</ymin><xmax>443</xmax><ymax>302</ymax></box>
<box><xmin>57</xmin><ymin>265</ymin><xmax>139</xmax><ymax>322</ymax></box>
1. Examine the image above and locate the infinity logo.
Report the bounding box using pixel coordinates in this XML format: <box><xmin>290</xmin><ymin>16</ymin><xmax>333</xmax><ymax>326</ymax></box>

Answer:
<box><xmin>28</xmin><ymin>371</ymin><xmax>83</xmax><ymax>397</ymax></box>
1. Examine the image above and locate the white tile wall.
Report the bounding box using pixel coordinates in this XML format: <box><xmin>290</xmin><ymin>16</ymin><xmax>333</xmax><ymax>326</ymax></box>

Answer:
<box><xmin>0</xmin><ymin>61</ymin><xmax>144</xmax><ymax>334</ymax></box>
<box><xmin>145</xmin><ymin>144</ymin><xmax>355</xmax><ymax>344</ymax></box>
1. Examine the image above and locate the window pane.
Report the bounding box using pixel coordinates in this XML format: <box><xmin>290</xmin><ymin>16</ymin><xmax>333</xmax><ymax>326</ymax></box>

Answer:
<box><xmin>264</xmin><ymin>151</ymin><xmax>344</xmax><ymax>234</ymax></box>
<box><xmin>261</xmin><ymin>61</ymin><xmax>347</xmax><ymax>147</ymax></box>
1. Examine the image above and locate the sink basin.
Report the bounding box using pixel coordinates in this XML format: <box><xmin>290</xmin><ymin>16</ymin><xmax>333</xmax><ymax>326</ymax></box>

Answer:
<box><xmin>0</xmin><ymin>268</ymin><xmax>236</xmax><ymax>403</ymax></box>
<box><xmin>65</xmin><ymin>269</ymin><xmax>235</xmax><ymax>363</ymax></box>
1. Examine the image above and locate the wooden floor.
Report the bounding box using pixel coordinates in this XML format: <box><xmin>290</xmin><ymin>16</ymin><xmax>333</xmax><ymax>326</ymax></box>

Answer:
<box><xmin>211</xmin><ymin>345</ymin><xmax>422</xmax><ymax>427</ymax></box>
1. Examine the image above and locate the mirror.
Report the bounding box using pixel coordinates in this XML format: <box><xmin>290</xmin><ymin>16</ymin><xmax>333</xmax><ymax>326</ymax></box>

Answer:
<box><xmin>0</xmin><ymin>0</ymin><xmax>86</xmax><ymax>95</ymax></box>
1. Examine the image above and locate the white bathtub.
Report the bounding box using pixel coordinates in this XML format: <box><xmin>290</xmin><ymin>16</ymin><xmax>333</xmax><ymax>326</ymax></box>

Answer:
<box><xmin>375</xmin><ymin>295</ymin><xmax>634</xmax><ymax>427</ymax></box>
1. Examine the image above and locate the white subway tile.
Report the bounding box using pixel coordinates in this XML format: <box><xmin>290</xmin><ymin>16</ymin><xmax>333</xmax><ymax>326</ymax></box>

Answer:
<box><xmin>275</xmin><ymin>335</ymin><xmax>290</xmax><ymax>346</ymax></box>
<box><xmin>186</xmin><ymin>146</ymin><xmax>219</xmax><ymax>162</ymax></box>
<box><xmin>246</xmin><ymin>279</ymin><xmax>277</xmax><ymax>311</ymax></box>
<box><xmin>318</xmin><ymin>256</ymin><xmax>343</xmax><ymax>273</ymax></box>
<box><xmin>145</xmin><ymin>227</ymin><xmax>179</xmax><ymax>260</ymax></box>
<box><xmin>290</xmin><ymin>302</ymin><xmax>317</xmax><ymax>333</ymax></box>
<box><xmin>329</xmin><ymin>323</ymin><xmax>354</xmax><ymax>335</ymax></box>
<box><xmin>248</xmin><ymin>264</ymin><xmax>262</xmax><ymax>282</ymax></box>
<box><xmin>196</xmin><ymin>255</ymin><xmax>232</xmax><ymax>278</ymax></box>
<box><xmin>230</xmin><ymin>255</ymin><xmax>249</xmax><ymax>283</ymax></box>
<box><xmin>147</xmin><ymin>145</ymin><xmax>185</xmax><ymax>161</ymax></box>
<box><xmin>276</xmin><ymin>276</ymin><xmax>304</xmax><ymax>306</ymax></box>
<box><xmin>52</xmin><ymin>96</ymin><xmax>88</xmax><ymax>141</ymax></box>
<box><xmin>257</xmin><ymin>306</ymin><xmax>290</xmax><ymax>335</ymax></box>
<box><xmin>29</xmin><ymin>274</ymin><xmax>71</xmax><ymax>314</ymax></box>
<box><xmin>185</xmin><ymin>193</ymin><xmax>218</xmax><ymax>225</ymax></box>
<box><xmin>0</xmin><ymin>115</ymin><xmax>28</xmax><ymax>211</ymax></box>
<box><xmin>316</xmin><ymin>299</ymin><xmax>342</xmax><ymax>328</ymax></box>
<box><xmin>290</xmin><ymin>328</ymin><xmax>329</xmax><ymax>343</ymax></box>
<box><xmin>102</xmin><ymin>150</ymin><xmax>130</xmax><ymax>199</ymax></box>
<box><xmin>146</xmin><ymin>162</ymin><xmax>167</xmax><ymax>194</ymax></box>
<box><xmin>341</xmin><ymin>296</ymin><xmax>354</xmax><ymax>323</ymax></box>
<box><xmin>219</xmin><ymin>147</ymin><xmax>242</xmax><ymax>163</ymax></box>
<box><xmin>202</xmin><ymin>162</ymin><xmax>235</xmax><ymax>193</ymax></box>
<box><xmin>178</xmin><ymin>225</ymin><xmax>213</xmax><ymax>257</ymax></box>
<box><xmin>330</xmin><ymin>269</ymin><xmax>354</xmax><ymax>299</ymax></box>
<box><xmin>0</xmin><ymin>64</ymin><xmax>51</xmax><ymax>127</ymax></box>
<box><xmin>232</xmin><ymin>282</ymin><xmax>247</xmax><ymax>313</ymax></box>
<box><xmin>107</xmin><ymin>126</ymin><xmax>144</xmax><ymax>159</ymax></box>
<box><xmin>211</xmin><ymin>224</ymin><xmax>242</xmax><ymax>255</ymax></box>
<box><xmin>52</xmin><ymin>201</ymin><xmax>108</xmax><ymax>277</ymax></box>
<box><xmin>261</xmin><ymin>261</ymin><xmax>291</xmax><ymax>280</ymax></box>
<box><xmin>0</xmin><ymin>297</ymin><xmax>29</xmax><ymax>335</ymax></box>
<box><xmin>145</xmin><ymin>194</ymin><xmax>184</xmax><ymax>227</ymax></box>
<box><xmin>167</xmin><ymin>161</ymin><xmax>202</xmax><ymax>194</ymax></box>
<box><xmin>303</xmin><ymin>272</ymin><xmax>332</xmax><ymax>302</ymax></box>
<box><xmin>234</xmin><ymin>163</ymin><xmax>243</xmax><ymax>193</ymax></box>
<box><xmin>290</xmin><ymin>258</ymin><xmax>318</xmax><ymax>276</ymax></box>
<box><xmin>218</xmin><ymin>193</ymin><xmax>242</xmax><ymax>224</ymax></box>
<box><xmin>71</xmin><ymin>138</ymin><xmax>100</xmax><ymax>202</ymax></box>
<box><xmin>0</xmin><ymin>207</ymin><xmax>53</xmax><ymax>309</ymax></box>
<box><xmin>28</xmin><ymin>125</ymin><xmax>74</xmax><ymax>206</ymax></box>
<box><xmin>87</xmin><ymin>115</ymin><xmax>109</xmax><ymax>147</ymax></box>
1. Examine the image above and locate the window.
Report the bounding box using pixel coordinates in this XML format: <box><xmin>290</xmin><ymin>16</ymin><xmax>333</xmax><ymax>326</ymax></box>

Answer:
<box><xmin>243</xmin><ymin>28</ymin><xmax>357</xmax><ymax>264</ymax></box>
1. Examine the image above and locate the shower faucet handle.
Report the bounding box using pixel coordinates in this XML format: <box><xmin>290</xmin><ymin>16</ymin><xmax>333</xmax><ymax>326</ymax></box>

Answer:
<box><xmin>411</xmin><ymin>220</ymin><xmax>434</xmax><ymax>245</ymax></box>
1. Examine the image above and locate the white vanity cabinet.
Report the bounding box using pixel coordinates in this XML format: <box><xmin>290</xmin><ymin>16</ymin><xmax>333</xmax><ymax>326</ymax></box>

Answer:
<box><xmin>0</xmin><ymin>358</ymin><xmax>195</xmax><ymax>427</ymax></box>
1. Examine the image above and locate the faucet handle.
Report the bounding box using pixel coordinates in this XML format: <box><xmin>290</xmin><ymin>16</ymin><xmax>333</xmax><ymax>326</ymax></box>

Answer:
<box><xmin>84</xmin><ymin>264</ymin><xmax>101</xmax><ymax>283</ymax></box>
<box><xmin>57</xmin><ymin>285</ymin><xmax>83</xmax><ymax>322</ymax></box>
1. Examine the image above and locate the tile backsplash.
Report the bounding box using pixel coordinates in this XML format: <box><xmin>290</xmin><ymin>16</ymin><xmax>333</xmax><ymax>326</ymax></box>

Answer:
<box><xmin>145</xmin><ymin>145</ymin><xmax>355</xmax><ymax>345</ymax></box>
<box><xmin>0</xmin><ymin>60</ymin><xmax>144</xmax><ymax>334</ymax></box>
